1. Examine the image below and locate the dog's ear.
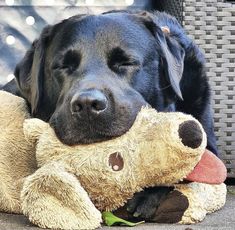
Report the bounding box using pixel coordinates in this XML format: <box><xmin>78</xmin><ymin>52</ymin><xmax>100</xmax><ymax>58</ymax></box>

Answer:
<box><xmin>14</xmin><ymin>25</ymin><xmax>52</xmax><ymax>116</ymax></box>
<box><xmin>135</xmin><ymin>11</ymin><xmax>185</xmax><ymax>100</ymax></box>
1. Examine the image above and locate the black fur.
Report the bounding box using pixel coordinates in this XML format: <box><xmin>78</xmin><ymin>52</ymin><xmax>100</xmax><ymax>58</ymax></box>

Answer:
<box><xmin>1</xmin><ymin>10</ymin><xmax>218</xmax><ymax>221</ymax></box>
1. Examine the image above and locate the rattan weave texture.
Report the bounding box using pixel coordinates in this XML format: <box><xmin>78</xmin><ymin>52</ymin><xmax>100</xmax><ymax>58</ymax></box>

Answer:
<box><xmin>152</xmin><ymin>0</ymin><xmax>184</xmax><ymax>24</ymax></box>
<box><xmin>183</xmin><ymin>0</ymin><xmax>235</xmax><ymax>177</ymax></box>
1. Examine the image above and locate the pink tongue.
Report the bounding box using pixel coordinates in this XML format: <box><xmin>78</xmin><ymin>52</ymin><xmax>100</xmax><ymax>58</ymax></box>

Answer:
<box><xmin>186</xmin><ymin>149</ymin><xmax>227</xmax><ymax>184</ymax></box>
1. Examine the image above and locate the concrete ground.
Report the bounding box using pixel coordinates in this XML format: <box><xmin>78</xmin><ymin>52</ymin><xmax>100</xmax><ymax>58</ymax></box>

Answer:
<box><xmin>0</xmin><ymin>187</ymin><xmax>234</xmax><ymax>230</ymax></box>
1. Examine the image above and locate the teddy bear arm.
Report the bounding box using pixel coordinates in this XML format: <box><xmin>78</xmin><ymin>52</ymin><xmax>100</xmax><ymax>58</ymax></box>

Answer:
<box><xmin>151</xmin><ymin>189</ymin><xmax>190</xmax><ymax>223</ymax></box>
<box><xmin>150</xmin><ymin>182</ymin><xmax>226</xmax><ymax>224</ymax></box>
<box><xmin>175</xmin><ymin>182</ymin><xmax>227</xmax><ymax>224</ymax></box>
<box><xmin>21</xmin><ymin>161</ymin><xmax>102</xmax><ymax>230</ymax></box>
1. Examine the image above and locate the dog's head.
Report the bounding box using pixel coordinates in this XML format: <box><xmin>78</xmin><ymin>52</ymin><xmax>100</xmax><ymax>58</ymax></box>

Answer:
<box><xmin>14</xmin><ymin>11</ymin><xmax>185</xmax><ymax>145</ymax></box>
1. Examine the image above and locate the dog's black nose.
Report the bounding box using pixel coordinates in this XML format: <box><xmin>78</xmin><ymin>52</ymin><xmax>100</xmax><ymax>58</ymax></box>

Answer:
<box><xmin>70</xmin><ymin>89</ymin><xmax>108</xmax><ymax>115</ymax></box>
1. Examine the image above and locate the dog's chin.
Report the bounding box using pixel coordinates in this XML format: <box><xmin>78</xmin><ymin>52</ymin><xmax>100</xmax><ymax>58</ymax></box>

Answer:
<box><xmin>49</xmin><ymin>98</ymin><xmax>147</xmax><ymax>146</ymax></box>
<box><xmin>58</xmin><ymin>133</ymin><xmax>116</xmax><ymax>145</ymax></box>
<box><xmin>49</xmin><ymin>119</ymin><xmax>135</xmax><ymax>146</ymax></box>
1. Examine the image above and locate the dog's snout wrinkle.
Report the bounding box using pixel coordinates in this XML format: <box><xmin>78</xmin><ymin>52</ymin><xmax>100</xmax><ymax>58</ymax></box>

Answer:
<box><xmin>70</xmin><ymin>89</ymin><xmax>108</xmax><ymax>116</ymax></box>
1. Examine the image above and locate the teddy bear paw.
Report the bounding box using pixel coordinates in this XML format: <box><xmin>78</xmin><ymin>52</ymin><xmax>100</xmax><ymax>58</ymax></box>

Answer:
<box><xmin>21</xmin><ymin>162</ymin><xmax>102</xmax><ymax>230</ymax></box>
<box><xmin>152</xmin><ymin>189</ymin><xmax>189</xmax><ymax>223</ymax></box>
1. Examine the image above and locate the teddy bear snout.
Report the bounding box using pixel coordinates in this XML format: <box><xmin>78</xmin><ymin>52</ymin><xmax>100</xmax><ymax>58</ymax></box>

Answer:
<box><xmin>178</xmin><ymin>120</ymin><xmax>203</xmax><ymax>149</ymax></box>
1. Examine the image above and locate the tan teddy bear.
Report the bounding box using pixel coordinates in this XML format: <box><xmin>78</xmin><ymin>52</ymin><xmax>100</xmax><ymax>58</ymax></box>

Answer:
<box><xmin>0</xmin><ymin>91</ymin><xmax>37</xmax><ymax>213</ymax></box>
<box><xmin>0</xmin><ymin>91</ymin><xmax>227</xmax><ymax>230</ymax></box>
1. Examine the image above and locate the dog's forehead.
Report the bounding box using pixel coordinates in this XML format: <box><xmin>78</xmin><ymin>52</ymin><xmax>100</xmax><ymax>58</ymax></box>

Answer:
<box><xmin>54</xmin><ymin>13</ymin><xmax>153</xmax><ymax>51</ymax></box>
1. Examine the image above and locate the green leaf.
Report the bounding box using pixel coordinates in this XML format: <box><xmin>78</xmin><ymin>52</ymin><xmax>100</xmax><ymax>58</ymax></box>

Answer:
<box><xmin>102</xmin><ymin>211</ymin><xmax>145</xmax><ymax>227</ymax></box>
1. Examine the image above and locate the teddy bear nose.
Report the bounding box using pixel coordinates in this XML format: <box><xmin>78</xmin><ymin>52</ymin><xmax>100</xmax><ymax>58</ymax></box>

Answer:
<box><xmin>178</xmin><ymin>120</ymin><xmax>203</xmax><ymax>149</ymax></box>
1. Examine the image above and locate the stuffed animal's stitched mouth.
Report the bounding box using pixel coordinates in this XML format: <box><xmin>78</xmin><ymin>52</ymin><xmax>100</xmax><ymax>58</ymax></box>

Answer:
<box><xmin>185</xmin><ymin>149</ymin><xmax>227</xmax><ymax>184</ymax></box>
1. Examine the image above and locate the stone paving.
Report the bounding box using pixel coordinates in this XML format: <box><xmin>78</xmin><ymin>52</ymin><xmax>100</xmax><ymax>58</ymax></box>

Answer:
<box><xmin>0</xmin><ymin>187</ymin><xmax>234</xmax><ymax>230</ymax></box>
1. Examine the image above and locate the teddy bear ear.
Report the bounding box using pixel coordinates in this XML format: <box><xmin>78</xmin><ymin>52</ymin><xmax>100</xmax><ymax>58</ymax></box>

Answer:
<box><xmin>23</xmin><ymin>118</ymin><xmax>49</xmax><ymax>143</ymax></box>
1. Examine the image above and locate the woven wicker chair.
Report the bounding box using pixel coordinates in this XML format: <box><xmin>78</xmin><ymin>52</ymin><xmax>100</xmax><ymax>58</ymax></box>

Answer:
<box><xmin>183</xmin><ymin>0</ymin><xmax>235</xmax><ymax>178</ymax></box>
<box><xmin>156</xmin><ymin>0</ymin><xmax>235</xmax><ymax>178</ymax></box>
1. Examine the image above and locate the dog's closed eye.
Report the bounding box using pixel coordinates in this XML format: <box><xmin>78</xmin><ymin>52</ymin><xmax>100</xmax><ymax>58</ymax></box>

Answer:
<box><xmin>108</xmin><ymin>47</ymin><xmax>140</xmax><ymax>74</ymax></box>
<box><xmin>62</xmin><ymin>50</ymin><xmax>81</xmax><ymax>74</ymax></box>
<box><xmin>52</xmin><ymin>50</ymin><xmax>81</xmax><ymax>75</ymax></box>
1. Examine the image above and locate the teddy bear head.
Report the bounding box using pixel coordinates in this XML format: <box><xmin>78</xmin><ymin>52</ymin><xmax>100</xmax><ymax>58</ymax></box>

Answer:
<box><xmin>23</xmin><ymin>107</ymin><xmax>207</xmax><ymax>211</ymax></box>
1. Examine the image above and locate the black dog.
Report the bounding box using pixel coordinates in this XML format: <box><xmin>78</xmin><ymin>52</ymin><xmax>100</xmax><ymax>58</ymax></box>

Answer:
<box><xmin>2</xmin><ymin>10</ymin><xmax>218</xmax><ymax>221</ymax></box>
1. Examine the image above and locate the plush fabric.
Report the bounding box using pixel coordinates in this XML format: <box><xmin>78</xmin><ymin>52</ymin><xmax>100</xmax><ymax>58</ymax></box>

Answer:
<box><xmin>176</xmin><ymin>182</ymin><xmax>227</xmax><ymax>224</ymax></box>
<box><xmin>0</xmin><ymin>91</ymin><xmax>227</xmax><ymax>230</ymax></box>
<box><xmin>0</xmin><ymin>91</ymin><xmax>37</xmax><ymax>213</ymax></box>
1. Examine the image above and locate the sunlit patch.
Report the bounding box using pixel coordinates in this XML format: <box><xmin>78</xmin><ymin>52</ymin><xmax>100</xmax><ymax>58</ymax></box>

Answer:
<box><xmin>7</xmin><ymin>74</ymin><xmax>15</xmax><ymax>82</ymax></box>
<box><xmin>85</xmin><ymin>0</ymin><xmax>94</xmax><ymax>5</ymax></box>
<box><xmin>125</xmin><ymin>0</ymin><xmax>134</xmax><ymax>6</ymax></box>
<box><xmin>5</xmin><ymin>0</ymin><xmax>14</xmax><ymax>6</ymax></box>
<box><xmin>6</xmin><ymin>35</ymin><xmax>15</xmax><ymax>45</ymax></box>
<box><xmin>26</xmin><ymin>16</ymin><xmax>35</xmax><ymax>26</ymax></box>
<box><xmin>47</xmin><ymin>0</ymin><xmax>55</xmax><ymax>5</ymax></box>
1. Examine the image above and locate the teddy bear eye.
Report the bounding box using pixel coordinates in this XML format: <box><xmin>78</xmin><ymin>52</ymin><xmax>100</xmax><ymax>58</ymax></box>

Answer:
<box><xmin>109</xmin><ymin>152</ymin><xmax>124</xmax><ymax>171</ymax></box>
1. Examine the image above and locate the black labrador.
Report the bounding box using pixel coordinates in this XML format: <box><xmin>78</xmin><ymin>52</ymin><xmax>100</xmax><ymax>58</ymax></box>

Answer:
<box><xmin>2</xmin><ymin>10</ymin><xmax>218</xmax><ymax>221</ymax></box>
